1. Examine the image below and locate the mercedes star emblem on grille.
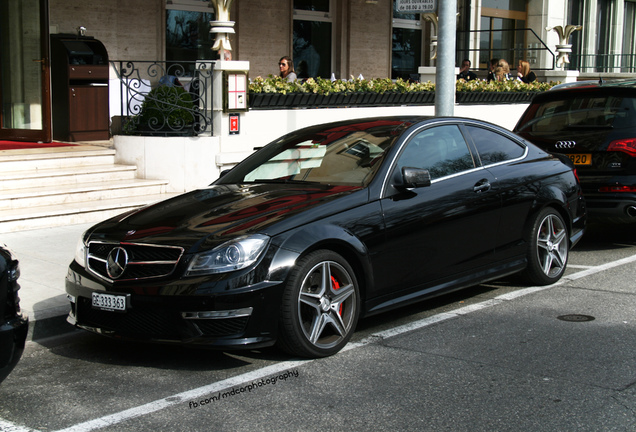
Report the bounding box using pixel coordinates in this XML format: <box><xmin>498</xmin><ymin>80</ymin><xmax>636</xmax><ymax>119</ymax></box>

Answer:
<box><xmin>106</xmin><ymin>247</ymin><xmax>128</xmax><ymax>279</ymax></box>
<box><xmin>555</xmin><ymin>141</ymin><xmax>576</xmax><ymax>149</ymax></box>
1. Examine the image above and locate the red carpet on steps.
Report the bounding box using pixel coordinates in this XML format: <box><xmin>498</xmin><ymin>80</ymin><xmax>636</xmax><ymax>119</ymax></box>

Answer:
<box><xmin>0</xmin><ymin>141</ymin><xmax>77</xmax><ymax>151</ymax></box>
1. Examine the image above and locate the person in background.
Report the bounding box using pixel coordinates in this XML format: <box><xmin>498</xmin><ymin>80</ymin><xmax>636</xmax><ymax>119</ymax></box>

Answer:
<box><xmin>457</xmin><ymin>59</ymin><xmax>477</xmax><ymax>81</ymax></box>
<box><xmin>517</xmin><ymin>60</ymin><xmax>537</xmax><ymax>83</ymax></box>
<box><xmin>487</xmin><ymin>58</ymin><xmax>498</xmax><ymax>82</ymax></box>
<box><xmin>279</xmin><ymin>56</ymin><xmax>297</xmax><ymax>82</ymax></box>
<box><xmin>496</xmin><ymin>59</ymin><xmax>513</xmax><ymax>80</ymax></box>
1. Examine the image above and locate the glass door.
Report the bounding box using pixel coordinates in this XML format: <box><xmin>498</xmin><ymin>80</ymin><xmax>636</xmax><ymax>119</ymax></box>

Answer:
<box><xmin>0</xmin><ymin>0</ymin><xmax>51</xmax><ymax>142</ymax></box>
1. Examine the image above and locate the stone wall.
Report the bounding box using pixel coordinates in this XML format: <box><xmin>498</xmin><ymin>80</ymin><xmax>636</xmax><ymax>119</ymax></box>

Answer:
<box><xmin>49</xmin><ymin>0</ymin><xmax>163</xmax><ymax>62</ymax></box>
<box><xmin>348</xmin><ymin>0</ymin><xmax>392</xmax><ymax>79</ymax></box>
<box><xmin>235</xmin><ymin>0</ymin><xmax>291</xmax><ymax>78</ymax></box>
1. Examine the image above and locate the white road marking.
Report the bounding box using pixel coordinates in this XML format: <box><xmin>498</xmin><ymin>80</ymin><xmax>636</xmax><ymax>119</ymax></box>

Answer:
<box><xmin>0</xmin><ymin>419</ymin><xmax>34</xmax><ymax>432</ymax></box>
<box><xmin>3</xmin><ymin>252</ymin><xmax>636</xmax><ymax>432</ymax></box>
<box><xmin>54</xmin><ymin>360</ymin><xmax>310</xmax><ymax>432</ymax></box>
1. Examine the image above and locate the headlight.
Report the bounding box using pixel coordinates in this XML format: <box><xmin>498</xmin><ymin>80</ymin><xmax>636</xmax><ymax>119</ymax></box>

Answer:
<box><xmin>8</xmin><ymin>262</ymin><xmax>20</xmax><ymax>283</ymax></box>
<box><xmin>185</xmin><ymin>234</ymin><xmax>270</xmax><ymax>276</ymax></box>
<box><xmin>74</xmin><ymin>234</ymin><xmax>87</xmax><ymax>268</ymax></box>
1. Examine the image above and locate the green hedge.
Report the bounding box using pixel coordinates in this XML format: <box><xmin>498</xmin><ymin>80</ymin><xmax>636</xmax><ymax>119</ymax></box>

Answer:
<box><xmin>249</xmin><ymin>75</ymin><xmax>557</xmax><ymax>96</ymax></box>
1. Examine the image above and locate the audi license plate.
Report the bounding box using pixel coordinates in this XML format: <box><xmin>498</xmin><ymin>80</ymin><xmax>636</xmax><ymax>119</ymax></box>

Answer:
<box><xmin>92</xmin><ymin>292</ymin><xmax>128</xmax><ymax>312</ymax></box>
<box><xmin>568</xmin><ymin>153</ymin><xmax>592</xmax><ymax>166</ymax></box>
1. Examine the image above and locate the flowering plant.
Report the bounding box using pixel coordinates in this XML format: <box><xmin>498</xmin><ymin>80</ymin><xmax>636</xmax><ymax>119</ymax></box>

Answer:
<box><xmin>249</xmin><ymin>75</ymin><xmax>556</xmax><ymax>95</ymax></box>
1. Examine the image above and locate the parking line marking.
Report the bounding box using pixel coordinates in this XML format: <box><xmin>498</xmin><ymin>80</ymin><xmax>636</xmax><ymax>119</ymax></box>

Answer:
<box><xmin>0</xmin><ymin>419</ymin><xmax>35</xmax><ymax>432</ymax></box>
<box><xmin>3</xmin><ymin>252</ymin><xmax>636</xmax><ymax>432</ymax></box>
<box><xmin>53</xmin><ymin>360</ymin><xmax>310</xmax><ymax>432</ymax></box>
<box><xmin>564</xmin><ymin>254</ymin><xmax>636</xmax><ymax>280</ymax></box>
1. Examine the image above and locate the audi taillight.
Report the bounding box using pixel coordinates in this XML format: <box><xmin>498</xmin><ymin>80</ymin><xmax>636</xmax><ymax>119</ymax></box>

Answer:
<box><xmin>599</xmin><ymin>185</ymin><xmax>636</xmax><ymax>193</ymax></box>
<box><xmin>607</xmin><ymin>138</ymin><xmax>636</xmax><ymax>157</ymax></box>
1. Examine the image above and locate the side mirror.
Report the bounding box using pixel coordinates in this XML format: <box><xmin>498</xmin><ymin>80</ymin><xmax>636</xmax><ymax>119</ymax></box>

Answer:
<box><xmin>401</xmin><ymin>167</ymin><xmax>431</xmax><ymax>188</ymax></box>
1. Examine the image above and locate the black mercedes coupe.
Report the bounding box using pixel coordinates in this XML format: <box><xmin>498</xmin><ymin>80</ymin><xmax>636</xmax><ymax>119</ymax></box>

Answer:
<box><xmin>66</xmin><ymin>116</ymin><xmax>586</xmax><ymax>358</ymax></box>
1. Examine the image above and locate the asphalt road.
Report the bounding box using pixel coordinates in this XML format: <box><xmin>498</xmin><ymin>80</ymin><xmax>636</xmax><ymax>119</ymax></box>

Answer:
<box><xmin>1</xmin><ymin>222</ymin><xmax>635</xmax><ymax>432</ymax></box>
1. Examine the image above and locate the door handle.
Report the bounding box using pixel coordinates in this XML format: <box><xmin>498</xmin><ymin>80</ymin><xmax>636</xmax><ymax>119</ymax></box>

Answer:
<box><xmin>473</xmin><ymin>179</ymin><xmax>491</xmax><ymax>193</ymax></box>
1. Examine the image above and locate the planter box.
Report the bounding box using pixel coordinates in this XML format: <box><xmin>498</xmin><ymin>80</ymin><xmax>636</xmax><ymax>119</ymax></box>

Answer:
<box><xmin>249</xmin><ymin>90</ymin><xmax>535</xmax><ymax>109</ymax></box>
<box><xmin>455</xmin><ymin>91</ymin><xmax>536</xmax><ymax>104</ymax></box>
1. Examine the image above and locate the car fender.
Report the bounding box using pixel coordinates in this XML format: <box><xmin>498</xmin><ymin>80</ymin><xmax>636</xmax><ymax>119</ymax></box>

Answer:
<box><xmin>268</xmin><ymin>223</ymin><xmax>375</xmax><ymax>294</ymax></box>
<box><xmin>523</xmin><ymin>182</ymin><xmax>573</xmax><ymax>239</ymax></box>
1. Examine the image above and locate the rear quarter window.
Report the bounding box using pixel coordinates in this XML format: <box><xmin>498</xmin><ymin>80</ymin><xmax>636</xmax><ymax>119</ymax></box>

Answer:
<box><xmin>466</xmin><ymin>126</ymin><xmax>525</xmax><ymax>165</ymax></box>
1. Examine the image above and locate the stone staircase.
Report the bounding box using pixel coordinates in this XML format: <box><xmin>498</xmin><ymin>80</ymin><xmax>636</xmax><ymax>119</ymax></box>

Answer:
<box><xmin>0</xmin><ymin>145</ymin><xmax>176</xmax><ymax>233</ymax></box>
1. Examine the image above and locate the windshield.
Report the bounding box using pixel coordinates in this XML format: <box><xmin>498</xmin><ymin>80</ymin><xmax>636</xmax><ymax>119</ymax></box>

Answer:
<box><xmin>219</xmin><ymin>120</ymin><xmax>408</xmax><ymax>186</ymax></box>
<box><xmin>517</xmin><ymin>94</ymin><xmax>636</xmax><ymax>132</ymax></box>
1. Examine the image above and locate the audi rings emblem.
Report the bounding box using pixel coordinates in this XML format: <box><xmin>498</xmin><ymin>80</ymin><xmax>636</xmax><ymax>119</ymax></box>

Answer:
<box><xmin>555</xmin><ymin>141</ymin><xmax>576</xmax><ymax>149</ymax></box>
<box><xmin>106</xmin><ymin>247</ymin><xmax>128</xmax><ymax>279</ymax></box>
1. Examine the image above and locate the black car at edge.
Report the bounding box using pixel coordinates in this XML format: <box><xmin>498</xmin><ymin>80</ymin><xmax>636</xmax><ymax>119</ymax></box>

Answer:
<box><xmin>0</xmin><ymin>243</ymin><xmax>28</xmax><ymax>383</ymax></box>
<box><xmin>514</xmin><ymin>79</ymin><xmax>636</xmax><ymax>222</ymax></box>
<box><xmin>66</xmin><ymin>116</ymin><xmax>586</xmax><ymax>358</ymax></box>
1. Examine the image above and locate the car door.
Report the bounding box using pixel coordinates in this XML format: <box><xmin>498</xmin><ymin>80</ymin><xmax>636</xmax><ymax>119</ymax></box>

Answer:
<box><xmin>463</xmin><ymin>124</ymin><xmax>533</xmax><ymax>262</ymax></box>
<box><xmin>368</xmin><ymin>123</ymin><xmax>502</xmax><ymax>309</ymax></box>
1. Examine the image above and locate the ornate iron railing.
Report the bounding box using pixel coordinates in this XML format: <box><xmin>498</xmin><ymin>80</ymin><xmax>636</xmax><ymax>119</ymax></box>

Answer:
<box><xmin>110</xmin><ymin>60</ymin><xmax>214</xmax><ymax>136</ymax></box>
<box><xmin>569</xmin><ymin>54</ymin><xmax>636</xmax><ymax>74</ymax></box>
<box><xmin>457</xmin><ymin>28</ymin><xmax>556</xmax><ymax>72</ymax></box>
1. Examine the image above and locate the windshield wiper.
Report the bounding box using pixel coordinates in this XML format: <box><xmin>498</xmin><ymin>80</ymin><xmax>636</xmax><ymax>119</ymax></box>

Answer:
<box><xmin>252</xmin><ymin>179</ymin><xmax>323</xmax><ymax>185</ymax></box>
<box><xmin>565</xmin><ymin>124</ymin><xmax>613</xmax><ymax>129</ymax></box>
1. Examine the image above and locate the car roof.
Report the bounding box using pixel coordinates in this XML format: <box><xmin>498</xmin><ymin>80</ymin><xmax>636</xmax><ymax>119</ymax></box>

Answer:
<box><xmin>548</xmin><ymin>78</ymin><xmax>636</xmax><ymax>92</ymax></box>
<box><xmin>529</xmin><ymin>78</ymin><xmax>636</xmax><ymax>104</ymax></box>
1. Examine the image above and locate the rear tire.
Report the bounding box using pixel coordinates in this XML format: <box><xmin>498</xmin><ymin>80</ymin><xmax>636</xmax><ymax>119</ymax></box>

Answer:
<box><xmin>521</xmin><ymin>207</ymin><xmax>569</xmax><ymax>285</ymax></box>
<box><xmin>277</xmin><ymin>250</ymin><xmax>360</xmax><ymax>358</ymax></box>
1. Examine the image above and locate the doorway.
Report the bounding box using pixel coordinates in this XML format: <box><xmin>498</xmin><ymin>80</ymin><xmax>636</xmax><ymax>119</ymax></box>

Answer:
<box><xmin>478</xmin><ymin>1</ymin><xmax>527</xmax><ymax>70</ymax></box>
<box><xmin>0</xmin><ymin>0</ymin><xmax>51</xmax><ymax>142</ymax></box>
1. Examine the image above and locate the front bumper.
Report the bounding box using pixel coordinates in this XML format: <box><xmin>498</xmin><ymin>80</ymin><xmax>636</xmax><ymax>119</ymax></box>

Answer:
<box><xmin>0</xmin><ymin>312</ymin><xmax>29</xmax><ymax>382</ymax></box>
<box><xmin>65</xmin><ymin>263</ymin><xmax>285</xmax><ymax>350</ymax></box>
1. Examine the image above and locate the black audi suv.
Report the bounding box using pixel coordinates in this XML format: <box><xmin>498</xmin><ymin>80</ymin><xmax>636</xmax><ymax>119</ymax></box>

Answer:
<box><xmin>515</xmin><ymin>79</ymin><xmax>636</xmax><ymax>222</ymax></box>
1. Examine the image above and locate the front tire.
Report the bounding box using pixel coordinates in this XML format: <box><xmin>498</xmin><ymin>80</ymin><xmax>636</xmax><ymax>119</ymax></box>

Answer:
<box><xmin>522</xmin><ymin>207</ymin><xmax>569</xmax><ymax>285</ymax></box>
<box><xmin>278</xmin><ymin>250</ymin><xmax>360</xmax><ymax>358</ymax></box>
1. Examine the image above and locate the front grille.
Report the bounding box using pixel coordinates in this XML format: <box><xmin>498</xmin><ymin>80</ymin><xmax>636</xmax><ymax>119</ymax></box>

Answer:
<box><xmin>76</xmin><ymin>297</ymin><xmax>250</xmax><ymax>339</ymax></box>
<box><xmin>87</xmin><ymin>241</ymin><xmax>184</xmax><ymax>282</ymax></box>
<box><xmin>77</xmin><ymin>297</ymin><xmax>182</xmax><ymax>338</ymax></box>
<box><xmin>192</xmin><ymin>318</ymin><xmax>249</xmax><ymax>336</ymax></box>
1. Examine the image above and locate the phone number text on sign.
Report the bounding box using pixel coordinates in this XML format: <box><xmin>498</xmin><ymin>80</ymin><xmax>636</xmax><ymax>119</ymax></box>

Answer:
<box><xmin>396</xmin><ymin>0</ymin><xmax>436</xmax><ymax>13</ymax></box>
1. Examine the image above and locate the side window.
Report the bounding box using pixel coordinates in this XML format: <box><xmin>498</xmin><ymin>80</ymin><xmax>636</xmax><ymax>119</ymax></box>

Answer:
<box><xmin>396</xmin><ymin>125</ymin><xmax>475</xmax><ymax>179</ymax></box>
<box><xmin>466</xmin><ymin>125</ymin><xmax>525</xmax><ymax>166</ymax></box>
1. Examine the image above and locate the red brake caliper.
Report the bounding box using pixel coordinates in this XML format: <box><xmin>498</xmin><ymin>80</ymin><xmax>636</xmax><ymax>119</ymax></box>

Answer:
<box><xmin>331</xmin><ymin>276</ymin><xmax>343</xmax><ymax>316</ymax></box>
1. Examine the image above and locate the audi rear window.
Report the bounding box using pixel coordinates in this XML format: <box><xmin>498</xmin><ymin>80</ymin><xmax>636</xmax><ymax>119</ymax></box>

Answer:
<box><xmin>517</xmin><ymin>95</ymin><xmax>636</xmax><ymax>132</ymax></box>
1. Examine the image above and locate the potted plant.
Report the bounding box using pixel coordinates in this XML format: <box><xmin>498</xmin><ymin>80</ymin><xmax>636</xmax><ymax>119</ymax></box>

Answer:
<box><xmin>125</xmin><ymin>85</ymin><xmax>196</xmax><ymax>136</ymax></box>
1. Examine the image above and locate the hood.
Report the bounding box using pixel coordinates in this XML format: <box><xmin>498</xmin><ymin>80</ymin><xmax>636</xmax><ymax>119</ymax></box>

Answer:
<box><xmin>87</xmin><ymin>183</ymin><xmax>362</xmax><ymax>250</ymax></box>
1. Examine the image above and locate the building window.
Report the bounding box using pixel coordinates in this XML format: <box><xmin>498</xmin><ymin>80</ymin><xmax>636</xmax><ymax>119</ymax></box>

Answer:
<box><xmin>482</xmin><ymin>0</ymin><xmax>526</xmax><ymax>12</ymax></box>
<box><xmin>624</xmin><ymin>1</ymin><xmax>636</xmax><ymax>71</ymax></box>
<box><xmin>293</xmin><ymin>0</ymin><xmax>333</xmax><ymax>79</ymax></box>
<box><xmin>166</xmin><ymin>0</ymin><xmax>216</xmax><ymax>75</ymax></box>
<box><xmin>392</xmin><ymin>2</ymin><xmax>422</xmax><ymax>80</ymax></box>
<box><xmin>479</xmin><ymin>4</ymin><xmax>526</xmax><ymax>70</ymax></box>
<box><xmin>571</xmin><ymin>0</ymin><xmax>635</xmax><ymax>73</ymax></box>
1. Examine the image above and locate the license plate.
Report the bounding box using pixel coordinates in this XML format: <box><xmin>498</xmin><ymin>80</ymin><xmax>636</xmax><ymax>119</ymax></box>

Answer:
<box><xmin>92</xmin><ymin>292</ymin><xmax>128</xmax><ymax>312</ymax></box>
<box><xmin>567</xmin><ymin>153</ymin><xmax>592</xmax><ymax>165</ymax></box>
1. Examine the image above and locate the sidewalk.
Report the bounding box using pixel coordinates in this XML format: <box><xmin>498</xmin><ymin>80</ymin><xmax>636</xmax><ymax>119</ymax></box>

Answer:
<box><xmin>2</xmin><ymin>222</ymin><xmax>94</xmax><ymax>339</ymax></box>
